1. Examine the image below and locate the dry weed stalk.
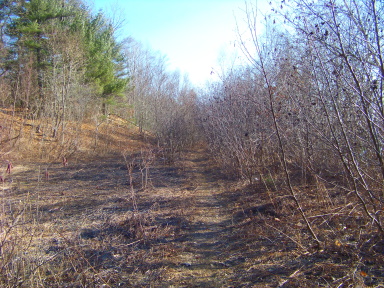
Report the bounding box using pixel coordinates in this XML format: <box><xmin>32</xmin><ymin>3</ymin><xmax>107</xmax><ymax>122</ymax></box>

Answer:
<box><xmin>122</xmin><ymin>151</ymin><xmax>153</xmax><ymax>242</ymax></box>
<box><xmin>139</xmin><ymin>148</ymin><xmax>155</xmax><ymax>189</ymax></box>
<box><xmin>0</xmin><ymin>190</ymin><xmax>54</xmax><ymax>287</ymax></box>
<box><xmin>122</xmin><ymin>151</ymin><xmax>138</xmax><ymax>212</ymax></box>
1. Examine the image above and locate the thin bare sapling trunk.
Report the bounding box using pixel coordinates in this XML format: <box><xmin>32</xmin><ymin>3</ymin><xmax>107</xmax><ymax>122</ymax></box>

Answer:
<box><xmin>238</xmin><ymin>3</ymin><xmax>321</xmax><ymax>246</ymax></box>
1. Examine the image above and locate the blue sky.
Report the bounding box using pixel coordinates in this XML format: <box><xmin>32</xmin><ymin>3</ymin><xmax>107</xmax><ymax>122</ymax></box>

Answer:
<box><xmin>89</xmin><ymin>0</ymin><xmax>267</xmax><ymax>86</ymax></box>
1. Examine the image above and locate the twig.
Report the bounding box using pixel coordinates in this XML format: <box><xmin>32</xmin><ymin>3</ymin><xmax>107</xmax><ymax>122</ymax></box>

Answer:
<box><xmin>264</xmin><ymin>222</ymin><xmax>306</xmax><ymax>251</ymax></box>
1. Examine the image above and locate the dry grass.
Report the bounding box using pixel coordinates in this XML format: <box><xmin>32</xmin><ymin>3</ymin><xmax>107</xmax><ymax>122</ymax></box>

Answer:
<box><xmin>0</xmin><ymin>110</ymin><xmax>152</xmax><ymax>163</ymax></box>
<box><xmin>225</xmin><ymin>178</ymin><xmax>384</xmax><ymax>287</ymax></box>
<box><xmin>0</xmin><ymin>111</ymin><xmax>383</xmax><ymax>287</ymax></box>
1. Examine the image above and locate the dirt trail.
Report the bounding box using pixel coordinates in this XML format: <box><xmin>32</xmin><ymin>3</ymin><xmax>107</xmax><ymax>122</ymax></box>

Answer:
<box><xmin>163</xmin><ymin>150</ymin><xmax>238</xmax><ymax>286</ymax></box>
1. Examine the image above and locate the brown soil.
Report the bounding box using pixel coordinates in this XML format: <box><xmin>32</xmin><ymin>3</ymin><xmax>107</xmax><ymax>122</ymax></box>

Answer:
<box><xmin>1</xmin><ymin>145</ymin><xmax>384</xmax><ymax>287</ymax></box>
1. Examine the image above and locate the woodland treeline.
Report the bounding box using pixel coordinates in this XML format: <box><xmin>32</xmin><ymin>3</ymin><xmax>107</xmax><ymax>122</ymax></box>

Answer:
<box><xmin>0</xmin><ymin>0</ymin><xmax>199</xmax><ymax>152</ymax></box>
<box><xmin>1</xmin><ymin>0</ymin><xmax>384</xmax><ymax>240</ymax></box>
<box><xmin>0</xmin><ymin>0</ymin><xmax>127</xmax><ymax>119</ymax></box>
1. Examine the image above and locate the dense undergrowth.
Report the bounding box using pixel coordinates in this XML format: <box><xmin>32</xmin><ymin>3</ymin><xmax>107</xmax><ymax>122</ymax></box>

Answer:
<box><xmin>0</xmin><ymin>110</ymin><xmax>383</xmax><ymax>287</ymax></box>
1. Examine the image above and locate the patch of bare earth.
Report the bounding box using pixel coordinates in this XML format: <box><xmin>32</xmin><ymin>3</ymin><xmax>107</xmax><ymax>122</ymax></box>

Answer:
<box><xmin>1</xmin><ymin>147</ymin><xmax>384</xmax><ymax>287</ymax></box>
<box><xmin>160</xmin><ymin>150</ymin><xmax>237</xmax><ymax>287</ymax></box>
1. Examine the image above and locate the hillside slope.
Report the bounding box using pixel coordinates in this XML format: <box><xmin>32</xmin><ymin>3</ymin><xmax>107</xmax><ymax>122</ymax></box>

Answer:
<box><xmin>0</xmin><ymin>110</ymin><xmax>151</xmax><ymax>162</ymax></box>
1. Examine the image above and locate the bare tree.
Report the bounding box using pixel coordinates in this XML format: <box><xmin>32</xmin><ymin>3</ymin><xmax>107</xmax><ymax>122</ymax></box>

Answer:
<box><xmin>123</xmin><ymin>38</ymin><xmax>201</xmax><ymax>159</ymax></box>
<box><xmin>279</xmin><ymin>0</ymin><xmax>384</xmax><ymax>234</ymax></box>
<box><xmin>236</xmin><ymin>2</ymin><xmax>321</xmax><ymax>245</ymax></box>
